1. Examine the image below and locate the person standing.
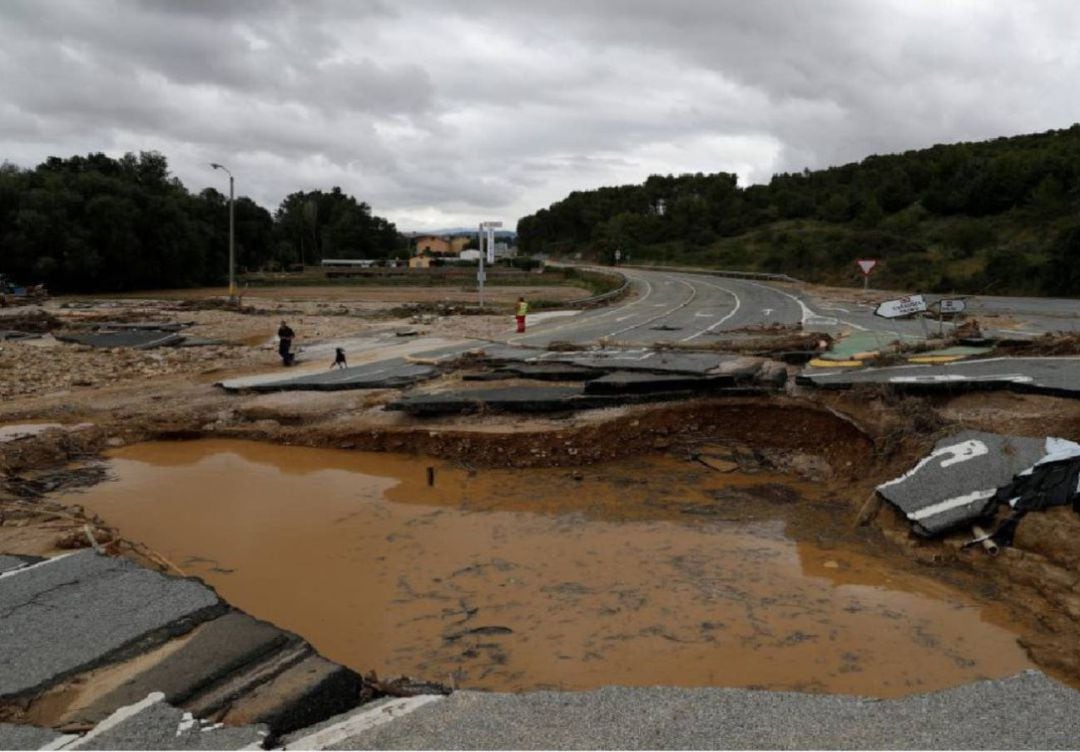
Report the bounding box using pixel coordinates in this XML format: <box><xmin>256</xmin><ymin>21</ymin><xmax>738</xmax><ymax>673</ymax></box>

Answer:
<box><xmin>515</xmin><ymin>297</ymin><xmax>529</xmax><ymax>333</ymax></box>
<box><xmin>330</xmin><ymin>347</ymin><xmax>347</xmax><ymax>369</ymax></box>
<box><xmin>277</xmin><ymin>320</ymin><xmax>295</xmax><ymax>366</ymax></box>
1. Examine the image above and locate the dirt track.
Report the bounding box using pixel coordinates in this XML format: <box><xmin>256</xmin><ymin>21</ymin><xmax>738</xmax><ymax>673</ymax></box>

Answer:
<box><xmin>4</xmin><ymin>289</ymin><xmax>1080</xmax><ymax>693</ymax></box>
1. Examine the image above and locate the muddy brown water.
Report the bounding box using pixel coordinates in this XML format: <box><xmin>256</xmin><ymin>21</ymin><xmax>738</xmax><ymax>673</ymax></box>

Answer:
<box><xmin>62</xmin><ymin>439</ymin><xmax>1032</xmax><ymax>697</ymax></box>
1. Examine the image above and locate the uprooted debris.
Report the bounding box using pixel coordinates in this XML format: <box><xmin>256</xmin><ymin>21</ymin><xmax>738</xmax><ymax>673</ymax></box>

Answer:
<box><xmin>0</xmin><ymin>309</ymin><xmax>62</xmax><ymax>334</ymax></box>
<box><xmin>997</xmin><ymin>332</ymin><xmax>1080</xmax><ymax>357</ymax></box>
<box><xmin>875</xmin><ymin>430</ymin><xmax>1080</xmax><ymax>545</ymax></box>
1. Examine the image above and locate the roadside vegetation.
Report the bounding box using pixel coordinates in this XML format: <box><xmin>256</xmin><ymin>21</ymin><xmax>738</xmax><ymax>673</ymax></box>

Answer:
<box><xmin>0</xmin><ymin>152</ymin><xmax>404</xmax><ymax>293</ymax></box>
<box><xmin>516</xmin><ymin>124</ymin><xmax>1080</xmax><ymax>297</ymax></box>
<box><xmin>238</xmin><ymin>263</ymin><xmax>622</xmax><ymax>299</ymax></box>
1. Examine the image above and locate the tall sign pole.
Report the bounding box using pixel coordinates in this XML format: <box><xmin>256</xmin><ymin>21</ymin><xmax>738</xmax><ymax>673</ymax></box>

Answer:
<box><xmin>210</xmin><ymin>163</ymin><xmax>236</xmax><ymax>301</ymax></box>
<box><xmin>477</xmin><ymin>223</ymin><xmax>485</xmax><ymax>307</ymax></box>
<box><xmin>478</xmin><ymin>221</ymin><xmax>502</xmax><ymax>307</ymax></box>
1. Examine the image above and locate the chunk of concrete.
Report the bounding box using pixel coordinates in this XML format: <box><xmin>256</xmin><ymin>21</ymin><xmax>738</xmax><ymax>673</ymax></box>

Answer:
<box><xmin>0</xmin><ymin>552</ymin><xmax>223</xmax><ymax>699</ymax></box>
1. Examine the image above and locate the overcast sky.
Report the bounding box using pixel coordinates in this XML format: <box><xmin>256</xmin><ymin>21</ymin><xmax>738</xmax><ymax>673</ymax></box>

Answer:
<box><xmin>2</xmin><ymin>1</ymin><xmax>1079</xmax><ymax>231</ymax></box>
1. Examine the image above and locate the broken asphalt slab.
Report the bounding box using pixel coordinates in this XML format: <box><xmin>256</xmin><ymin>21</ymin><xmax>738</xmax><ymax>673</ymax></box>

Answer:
<box><xmin>584</xmin><ymin>371</ymin><xmax>740</xmax><ymax>395</ymax></box>
<box><xmin>219</xmin><ymin>358</ymin><xmax>438</xmax><ymax>393</ymax></box>
<box><xmin>463</xmin><ymin>363</ymin><xmax>604</xmax><ymax>382</ymax></box>
<box><xmin>67</xmin><ymin>321</ymin><xmax>188</xmax><ymax>332</ymax></box>
<box><xmin>387</xmin><ymin>386</ymin><xmax>593</xmax><ymax>415</ymax></box>
<box><xmin>295</xmin><ymin>671</ymin><xmax>1080</xmax><ymax>750</ymax></box>
<box><xmin>0</xmin><ymin>554</ymin><xmax>43</xmax><ymax>575</ymax></box>
<box><xmin>553</xmin><ymin>350</ymin><xmax>763</xmax><ymax>377</ymax></box>
<box><xmin>387</xmin><ymin>383</ymin><xmax>770</xmax><ymax>416</ymax></box>
<box><xmin>876</xmin><ymin>431</ymin><xmax>1050</xmax><ymax>536</ymax></box>
<box><xmin>0</xmin><ymin>551</ymin><xmax>223</xmax><ymax>699</ymax></box>
<box><xmin>798</xmin><ymin>356</ymin><xmax>1080</xmax><ymax>398</ymax></box>
<box><xmin>68</xmin><ymin>611</ymin><xmax>297</xmax><ymax>726</ymax></box>
<box><xmin>0</xmin><ymin>722</ymin><xmax>70</xmax><ymax>751</ymax></box>
<box><xmin>53</xmin><ymin>331</ymin><xmax>185</xmax><ymax>349</ymax></box>
<box><xmin>0</xmin><ymin>551</ymin><xmax>373</xmax><ymax>744</ymax></box>
<box><xmin>64</xmin><ymin>692</ymin><xmax>269</xmax><ymax>751</ymax></box>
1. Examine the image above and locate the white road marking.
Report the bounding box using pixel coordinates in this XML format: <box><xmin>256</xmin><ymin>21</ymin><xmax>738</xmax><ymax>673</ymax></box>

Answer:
<box><xmin>877</xmin><ymin>439</ymin><xmax>989</xmax><ymax>491</ymax></box>
<box><xmin>605</xmin><ymin>276</ymin><xmax>696</xmax><ymax>337</ymax></box>
<box><xmin>888</xmin><ymin>373</ymin><xmax>1034</xmax><ymax>384</ymax></box>
<box><xmin>0</xmin><ymin>552</ymin><xmax>76</xmax><ymax>581</ymax></box>
<box><xmin>66</xmin><ymin>692</ymin><xmax>166</xmax><ymax>749</ymax></box>
<box><xmin>908</xmin><ymin>489</ymin><xmax>998</xmax><ymax>522</ymax></box>
<box><xmin>284</xmin><ymin>696</ymin><xmax>445</xmax><ymax>750</ymax></box>
<box><xmin>680</xmin><ymin>279</ymin><xmax>742</xmax><ymax>341</ymax></box>
<box><xmin>739</xmin><ymin>279</ymin><xmax>867</xmax><ymax>331</ymax></box>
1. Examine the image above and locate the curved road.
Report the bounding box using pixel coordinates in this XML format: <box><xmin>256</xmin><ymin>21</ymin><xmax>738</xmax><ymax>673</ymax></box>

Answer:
<box><xmin>508</xmin><ymin>267</ymin><xmax>1079</xmax><ymax>348</ymax></box>
<box><xmin>510</xmin><ymin>269</ymin><xmax>839</xmax><ymax>348</ymax></box>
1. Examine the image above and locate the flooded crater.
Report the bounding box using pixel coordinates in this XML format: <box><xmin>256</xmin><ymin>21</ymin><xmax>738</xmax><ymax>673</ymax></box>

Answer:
<box><xmin>60</xmin><ymin>439</ymin><xmax>1032</xmax><ymax>697</ymax></box>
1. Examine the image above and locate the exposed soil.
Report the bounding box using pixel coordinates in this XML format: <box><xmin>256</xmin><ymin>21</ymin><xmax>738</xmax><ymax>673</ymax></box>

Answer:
<box><xmin>3</xmin><ymin>286</ymin><xmax>1080</xmax><ymax>697</ymax></box>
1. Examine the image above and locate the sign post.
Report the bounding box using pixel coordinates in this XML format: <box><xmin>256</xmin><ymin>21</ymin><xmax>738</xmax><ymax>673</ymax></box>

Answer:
<box><xmin>932</xmin><ymin>298</ymin><xmax>967</xmax><ymax>337</ymax></box>
<box><xmin>874</xmin><ymin>294</ymin><xmax>929</xmax><ymax>349</ymax></box>
<box><xmin>855</xmin><ymin>259</ymin><xmax>878</xmax><ymax>290</ymax></box>
<box><xmin>478</xmin><ymin>221</ymin><xmax>502</xmax><ymax>307</ymax></box>
<box><xmin>874</xmin><ymin>294</ymin><xmax>928</xmax><ymax>319</ymax></box>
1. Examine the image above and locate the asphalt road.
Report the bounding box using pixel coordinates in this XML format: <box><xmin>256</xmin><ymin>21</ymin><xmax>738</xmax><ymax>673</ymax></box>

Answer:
<box><xmin>509</xmin><ymin>270</ymin><xmax>809</xmax><ymax>347</ymax></box>
<box><xmin>287</xmin><ymin>671</ymin><xmax>1080</xmax><ymax>750</ymax></box>
<box><xmin>798</xmin><ymin>355</ymin><xmax>1080</xmax><ymax>398</ymax></box>
<box><xmin>510</xmin><ymin>268</ymin><xmax>1079</xmax><ymax>348</ymax></box>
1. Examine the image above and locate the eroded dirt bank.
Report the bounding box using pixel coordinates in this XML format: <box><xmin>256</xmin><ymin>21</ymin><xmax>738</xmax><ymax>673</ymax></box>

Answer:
<box><xmin>4</xmin><ymin>294</ymin><xmax>1080</xmax><ymax>696</ymax></box>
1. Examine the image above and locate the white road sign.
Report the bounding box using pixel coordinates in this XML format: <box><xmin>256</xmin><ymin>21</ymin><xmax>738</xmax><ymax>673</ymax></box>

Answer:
<box><xmin>480</xmin><ymin>221</ymin><xmax>503</xmax><ymax>228</ymax></box>
<box><xmin>937</xmin><ymin>298</ymin><xmax>966</xmax><ymax>314</ymax></box>
<box><xmin>856</xmin><ymin>259</ymin><xmax>878</xmax><ymax>276</ymax></box>
<box><xmin>874</xmin><ymin>294</ymin><xmax>928</xmax><ymax>319</ymax></box>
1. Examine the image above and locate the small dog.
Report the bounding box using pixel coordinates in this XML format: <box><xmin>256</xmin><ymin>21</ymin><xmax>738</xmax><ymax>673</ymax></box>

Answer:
<box><xmin>331</xmin><ymin>347</ymin><xmax>347</xmax><ymax>370</ymax></box>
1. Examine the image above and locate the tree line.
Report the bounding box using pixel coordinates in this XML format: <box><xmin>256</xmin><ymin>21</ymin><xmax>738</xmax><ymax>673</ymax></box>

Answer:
<box><xmin>516</xmin><ymin>124</ymin><xmax>1080</xmax><ymax>296</ymax></box>
<box><xmin>0</xmin><ymin>151</ymin><xmax>403</xmax><ymax>292</ymax></box>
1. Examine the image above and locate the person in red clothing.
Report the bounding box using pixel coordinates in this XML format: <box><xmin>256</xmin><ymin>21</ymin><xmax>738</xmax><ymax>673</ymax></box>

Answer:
<box><xmin>515</xmin><ymin>297</ymin><xmax>528</xmax><ymax>333</ymax></box>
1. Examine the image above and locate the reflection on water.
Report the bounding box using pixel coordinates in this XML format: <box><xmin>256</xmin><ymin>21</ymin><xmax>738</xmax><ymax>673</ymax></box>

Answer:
<box><xmin>63</xmin><ymin>439</ymin><xmax>1032</xmax><ymax>696</ymax></box>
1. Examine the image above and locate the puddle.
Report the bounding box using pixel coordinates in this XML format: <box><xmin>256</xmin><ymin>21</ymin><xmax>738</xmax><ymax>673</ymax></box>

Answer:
<box><xmin>63</xmin><ymin>439</ymin><xmax>1032</xmax><ymax>696</ymax></box>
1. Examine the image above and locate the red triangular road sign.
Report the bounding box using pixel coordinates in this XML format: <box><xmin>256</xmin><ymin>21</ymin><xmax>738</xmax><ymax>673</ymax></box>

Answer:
<box><xmin>856</xmin><ymin>259</ymin><xmax>878</xmax><ymax>276</ymax></box>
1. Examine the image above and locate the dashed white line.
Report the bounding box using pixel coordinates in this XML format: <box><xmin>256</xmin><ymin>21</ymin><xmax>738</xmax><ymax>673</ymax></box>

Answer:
<box><xmin>605</xmin><ymin>276</ymin><xmax>696</xmax><ymax>337</ymax></box>
<box><xmin>680</xmin><ymin>279</ymin><xmax>742</xmax><ymax>341</ymax></box>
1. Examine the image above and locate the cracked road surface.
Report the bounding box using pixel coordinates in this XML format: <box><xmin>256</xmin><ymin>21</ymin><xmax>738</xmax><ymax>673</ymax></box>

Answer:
<box><xmin>0</xmin><ymin>551</ymin><xmax>222</xmax><ymax>699</ymax></box>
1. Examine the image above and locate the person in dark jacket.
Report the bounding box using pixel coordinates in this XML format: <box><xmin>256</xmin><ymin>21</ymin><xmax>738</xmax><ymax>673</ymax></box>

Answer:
<box><xmin>330</xmin><ymin>347</ymin><xmax>347</xmax><ymax>370</ymax></box>
<box><xmin>277</xmin><ymin>321</ymin><xmax>295</xmax><ymax>366</ymax></box>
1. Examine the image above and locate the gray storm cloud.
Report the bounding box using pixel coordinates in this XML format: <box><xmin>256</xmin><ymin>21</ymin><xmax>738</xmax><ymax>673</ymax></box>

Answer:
<box><xmin>1</xmin><ymin>0</ymin><xmax>1078</xmax><ymax>230</ymax></box>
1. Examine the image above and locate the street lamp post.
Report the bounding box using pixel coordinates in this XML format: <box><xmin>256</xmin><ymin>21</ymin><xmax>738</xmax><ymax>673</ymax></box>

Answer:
<box><xmin>210</xmin><ymin>163</ymin><xmax>236</xmax><ymax>300</ymax></box>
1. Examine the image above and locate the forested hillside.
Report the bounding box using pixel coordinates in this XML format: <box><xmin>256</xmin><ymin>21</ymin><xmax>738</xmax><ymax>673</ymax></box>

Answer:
<box><xmin>517</xmin><ymin>125</ymin><xmax>1080</xmax><ymax>296</ymax></box>
<box><xmin>0</xmin><ymin>152</ymin><xmax>402</xmax><ymax>292</ymax></box>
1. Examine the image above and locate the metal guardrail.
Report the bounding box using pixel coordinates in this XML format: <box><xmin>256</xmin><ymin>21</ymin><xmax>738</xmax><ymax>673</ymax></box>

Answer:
<box><xmin>544</xmin><ymin>264</ymin><xmax>630</xmax><ymax>309</ymax></box>
<box><xmin>550</xmin><ymin>261</ymin><xmax>802</xmax><ymax>310</ymax></box>
<box><xmin>621</xmin><ymin>264</ymin><xmax>803</xmax><ymax>284</ymax></box>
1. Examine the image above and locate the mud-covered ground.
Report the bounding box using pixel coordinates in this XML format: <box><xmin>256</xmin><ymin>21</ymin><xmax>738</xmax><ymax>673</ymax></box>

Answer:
<box><xmin>4</xmin><ymin>288</ymin><xmax>1080</xmax><ymax>693</ymax></box>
